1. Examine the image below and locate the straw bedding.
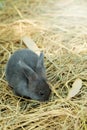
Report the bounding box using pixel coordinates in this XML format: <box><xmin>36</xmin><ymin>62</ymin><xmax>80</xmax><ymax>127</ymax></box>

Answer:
<box><xmin>0</xmin><ymin>0</ymin><xmax>87</xmax><ymax>129</ymax></box>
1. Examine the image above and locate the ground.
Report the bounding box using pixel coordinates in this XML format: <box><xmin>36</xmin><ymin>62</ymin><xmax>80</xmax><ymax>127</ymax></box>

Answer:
<box><xmin>0</xmin><ymin>0</ymin><xmax>87</xmax><ymax>130</ymax></box>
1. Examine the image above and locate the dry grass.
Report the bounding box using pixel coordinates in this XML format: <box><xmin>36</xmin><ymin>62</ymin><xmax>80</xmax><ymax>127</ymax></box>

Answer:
<box><xmin>0</xmin><ymin>0</ymin><xmax>87</xmax><ymax>130</ymax></box>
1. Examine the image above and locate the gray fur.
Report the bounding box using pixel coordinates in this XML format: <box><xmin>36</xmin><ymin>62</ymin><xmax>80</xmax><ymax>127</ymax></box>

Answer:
<box><xmin>5</xmin><ymin>49</ymin><xmax>51</xmax><ymax>101</ymax></box>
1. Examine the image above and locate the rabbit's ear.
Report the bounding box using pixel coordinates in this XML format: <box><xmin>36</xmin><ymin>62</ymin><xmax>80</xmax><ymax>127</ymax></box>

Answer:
<box><xmin>18</xmin><ymin>61</ymin><xmax>38</xmax><ymax>81</ymax></box>
<box><xmin>36</xmin><ymin>52</ymin><xmax>46</xmax><ymax>78</ymax></box>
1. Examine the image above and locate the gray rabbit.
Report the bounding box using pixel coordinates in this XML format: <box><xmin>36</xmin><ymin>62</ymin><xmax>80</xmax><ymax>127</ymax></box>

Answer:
<box><xmin>5</xmin><ymin>49</ymin><xmax>51</xmax><ymax>101</ymax></box>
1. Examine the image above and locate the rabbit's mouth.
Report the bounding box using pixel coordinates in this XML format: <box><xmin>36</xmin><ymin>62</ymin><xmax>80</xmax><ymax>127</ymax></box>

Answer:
<box><xmin>28</xmin><ymin>93</ymin><xmax>49</xmax><ymax>102</ymax></box>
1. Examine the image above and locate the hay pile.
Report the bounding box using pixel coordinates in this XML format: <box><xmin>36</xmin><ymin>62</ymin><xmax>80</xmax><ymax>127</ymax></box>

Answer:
<box><xmin>0</xmin><ymin>0</ymin><xmax>87</xmax><ymax>129</ymax></box>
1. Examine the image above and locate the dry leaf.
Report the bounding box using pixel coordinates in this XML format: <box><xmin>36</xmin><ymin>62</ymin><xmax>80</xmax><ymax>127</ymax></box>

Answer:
<box><xmin>22</xmin><ymin>36</ymin><xmax>40</xmax><ymax>55</ymax></box>
<box><xmin>67</xmin><ymin>78</ymin><xmax>82</xmax><ymax>99</ymax></box>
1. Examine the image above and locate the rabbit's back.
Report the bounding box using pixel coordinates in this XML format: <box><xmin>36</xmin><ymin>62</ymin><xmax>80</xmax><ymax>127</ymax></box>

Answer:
<box><xmin>6</xmin><ymin>49</ymin><xmax>38</xmax><ymax>86</ymax></box>
<box><xmin>7</xmin><ymin>49</ymin><xmax>38</xmax><ymax>68</ymax></box>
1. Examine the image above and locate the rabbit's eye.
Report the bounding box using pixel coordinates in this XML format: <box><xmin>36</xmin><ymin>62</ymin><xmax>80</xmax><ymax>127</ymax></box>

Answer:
<box><xmin>39</xmin><ymin>91</ymin><xmax>44</xmax><ymax>96</ymax></box>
